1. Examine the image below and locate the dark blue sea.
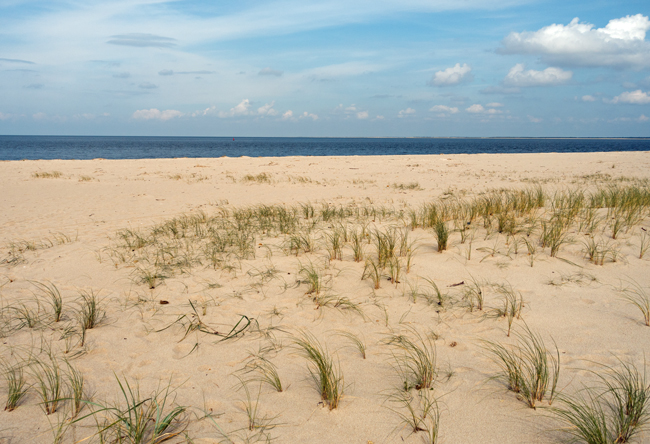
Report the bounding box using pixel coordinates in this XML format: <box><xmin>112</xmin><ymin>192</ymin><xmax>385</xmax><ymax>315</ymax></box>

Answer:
<box><xmin>0</xmin><ymin>136</ymin><xmax>649</xmax><ymax>160</ymax></box>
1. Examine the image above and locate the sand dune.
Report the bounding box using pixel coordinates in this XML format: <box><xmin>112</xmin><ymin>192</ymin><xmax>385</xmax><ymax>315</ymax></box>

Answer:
<box><xmin>1</xmin><ymin>151</ymin><xmax>650</xmax><ymax>444</ymax></box>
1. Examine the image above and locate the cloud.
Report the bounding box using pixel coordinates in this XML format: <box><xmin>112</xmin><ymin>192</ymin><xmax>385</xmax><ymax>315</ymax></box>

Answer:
<box><xmin>429</xmin><ymin>105</ymin><xmax>459</xmax><ymax>115</ymax></box>
<box><xmin>581</xmin><ymin>95</ymin><xmax>596</xmax><ymax>102</ymax></box>
<box><xmin>107</xmin><ymin>33</ymin><xmax>176</xmax><ymax>48</ymax></box>
<box><xmin>486</xmin><ymin>102</ymin><xmax>504</xmax><ymax>107</ymax></box>
<box><xmin>639</xmin><ymin>114</ymin><xmax>649</xmax><ymax>121</ymax></box>
<box><xmin>503</xmin><ymin>64</ymin><xmax>572</xmax><ymax>87</ymax></box>
<box><xmin>466</xmin><ymin>104</ymin><xmax>485</xmax><ymax>113</ymax></box>
<box><xmin>219</xmin><ymin>99</ymin><xmax>252</xmax><ymax>117</ymax></box>
<box><xmin>282</xmin><ymin>110</ymin><xmax>293</xmax><ymax>120</ymax></box>
<box><xmin>138</xmin><ymin>82</ymin><xmax>158</xmax><ymax>89</ymax></box>
<box><xmin>0</xmin><ymin>58</ymin><xmax>35</xmax><ymax>64</ymax></box>
<box><xmin>428</xmin><ymin>63</ymin><xmax>472</xmax><ymax>86</ymax></box>
<box><xmin>33</xmin><ymin>112</ymin><xmax>47</xmax><ymax>120</ymax></box>
<box><xmin>528</xmin><ymin>115</ymin><xmax>543</xmax><ymax>123</ymax></box>
<box><xmin>257</xmin><ymin>102</ymin><xmax>278</xmax><ymax>116</ymax></box>
<box><xmin>356</xmin><ymin>111</ymin><xmax>368</xmax><ymax>119</ymax></box>
<box><xmin>132</xmin><ymin>108</ymin><xmax>183</xmax><ymax>120</ymax></box>
<box><xmin>159</xmin><ymin>70</ymin><xmax>174</xmax><ymax>76</ymax></box>
<box><xmin>610</xmin><ymin>90</ymin><xmax>650</xmax><ymax>104</ymax></box>
<box><xmin>0</xmin><ymin>112</ymin><xmax>12</xmax><ymax>120</ymax></box>
<box><xmin>258</xmin><ymin>67</ymin><xmax>283</xmax><ymax>77</ymax></box>
<box><xmin>398</xmin><ymin>108</ymin><xmax>416</xmax><ymax>118</ymax></box>
<box><xmin>113</xmin><ymin>72</ymin><xmax>131</xmax><ymax>79</ymax></box>
<box><xmin>299</xmin><ymin>111</ymin><xmax>318</xmax><ymax>120</ymax></box>
<box><xmin>466</xmin><ymin>104</ymin><xmax>503</xmax><ymax>114</ymax></box>
<box><xmin>498</xmin><ymin>14</ymin><xmax>650</xmax><ymax>68</ymax></box>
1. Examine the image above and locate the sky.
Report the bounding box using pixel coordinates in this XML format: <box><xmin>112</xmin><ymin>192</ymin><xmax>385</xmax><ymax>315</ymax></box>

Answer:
<box><xmin>0</xmin><ymin>0</ymin><xmax>649</xmax><ymax>137</ymax></box>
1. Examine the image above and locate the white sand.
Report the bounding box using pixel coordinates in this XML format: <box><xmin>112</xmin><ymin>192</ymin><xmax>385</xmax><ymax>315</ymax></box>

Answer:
<box><xmin>1</xmin><ymin>152</ymin><xmax>649</xmax><ymax>444</ymax></box>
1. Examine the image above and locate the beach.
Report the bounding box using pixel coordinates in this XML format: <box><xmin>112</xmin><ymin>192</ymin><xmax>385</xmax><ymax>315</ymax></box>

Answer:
<box><xmin>1</xmin><ymin>151</ymin><xmax>650</xmax><ymax>444</ymax></box>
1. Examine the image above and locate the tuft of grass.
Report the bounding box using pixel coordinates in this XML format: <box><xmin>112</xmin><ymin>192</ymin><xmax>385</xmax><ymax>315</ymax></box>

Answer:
<box><xmin>241</xmin><ymin>356</ymin><xmax>283</xmax><ymax>392</ymax></box>
<box><xmin>551</xmin><ymin>360</ymin><xmax>650</xmax><ymax>444</ymax></box>
<box><xmin>434</xmin><ymin>221</ymin><xmax>449</xmax><ymax>252</ymax></box>
<box><xmin>483</xmin><ymin>324</ymin><xmax>560</xmax><ymax>409</ymax></box>
<box><xmin>2</xmin><ymin>362</ymin><xmax>29</xmax><ymax>411</ymax></box>
<box><xmin>32</xmin><ymin>281</ymin><xmax>63</xmax><ymax>322</ymax></box>
<box><xmin>293</xmin><ymin>331</ymin><xmax>344</xmax><ymax>410</ymax></box>
<box><xmin>463</xmin><ymin>276</ymin><xmax>485</xmax><ymax>312</ymax></box>
<box><xmin>298</xmin><ymin>261</ymin><xmax>325</xmax><ymax>295</ymax></box>
<box><xmin>32</xmin><ymin>355</ymin><xmax>65</xmax><ymax>415</ymax></box>
<box><xmin>337</xmin><ymin>330</ymin><xmax>367</xmax><ymax>359</ymax></box>
<box><xmin>242</xmin><ymin>173</ymin><xmax>272</xmax><ymax>184</ymax></box>
<box><xmin>32</xmin><ymin>171</ymin><xmax>63</xmax><ymax>178</ymax></box>
<box><xmin>388</xmin><ymin>328</ymin><xmax>437</xmax><ymax>391</ymax></box>
<box><xmin>392</xmin><ymin>182</ymin><xmax>421</xmax><ymax>191</ymax></box>
<box><xmin>78</xmin><ymin>289</ymin><xmax>105</xmax><ymax>330</ymax></box>
<box><xmin>493</xmin><ymin>282</ymin><xmax>524</xmax><ymax>337</ymax></box>
<box><xmin>621</xmin><ymin>280</ymin><xmax>650</xmax><ymax>327</ymax></box>
<box><xmin>76</xmin><ymin>375</ymin><xmax>187</xmax><ymax>444</ymax></box>
<box><xmin>362</xmin><ymin>258</ymin><xmax>383</xmax><ymax>290</ymax></box>
<box><xmin>639</xmin><ymin>230</ymin><xmax>650</xmax><ymax>259</ymax></box>
<box><xmin>66</xmin><ymin>360</ymin><xmax>86</xmax><ymax>418</ymax></box>
<box><xmin>388</xmin><ymin>389</ymin><xmax>440</xmax><ymax>444</ymax></box>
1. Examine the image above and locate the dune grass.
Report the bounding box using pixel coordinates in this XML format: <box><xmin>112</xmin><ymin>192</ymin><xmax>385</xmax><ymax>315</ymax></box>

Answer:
<box><xmin>621</xmin><ymin>280</ymin><xmax>650</xmax><ymax>327</ymax></box>
<box><xmin>2</xmin><ymin>362</ymin><xmax>29</xmax><ymax>411</ymax></box>
<box><xmin>388</xmin><ymin>389</ymin><xmax>440</xmax><ymax>443</ymax></box>
<box><xmin>293</xmin><ymin>331</ymin><xmax>344</xmax><ymax>410</ymax></box>
<box><xmin>388</xmin><ymin>327</ymin><xmax>437</xmax><ymax>391</ymax></box>
<box><xmin>484</xmin><ymin>324</ymin><xmax>560</xmax><ymax>409</ymax></box>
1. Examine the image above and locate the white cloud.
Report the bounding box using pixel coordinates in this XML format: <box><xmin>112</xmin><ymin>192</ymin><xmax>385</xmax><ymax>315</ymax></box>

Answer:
<box><xmin>581</xmin><ymin>95</ymin><xmax>596</xmax><ymax>102</ymax></box>
<box><xmin>299</xmin><ymin>111</ymin><xmax>318</xmax><ymax>120</ymax></box>
<box><xmin>528</xmin><ymin>115</ymin><xmax>543</xmax><ymax>123</ymax></box>
<box><xmin>356</xmin><ymin>111</ymin><xmax>368</xmax><ymax>119</ymax></box>
<box><xmin>375</xmin><ymin>115</ymin><xmax>385</xmax><ymax>120</ymax></box>
<box><xmin>639</xmin><ymin>114</ymin><xmax>649</xmax><ymax>122</ymax></box>
<box><xmin>610</xmin><ymin>90</ymin><xmax>650</xmax><ymax>104</ymax></box>
<box><xmin>466</xmin><ymin>104</ymin><xmax>503</xmax><ymax>114</ymax></box>
<box><xmin>499</xmin><ymin>14</ymin><xmax>650</xmax><ymax>68</ymax></box>
<box><xmin>398</xmin><ymin>108</ymin><xmax>416</xmax><ymax>118</ymax></box>
<box><xmin>33</xmin><ymin>112</ymin><xmax>47</xmax><ymax>120</ymax></box>
<box><xmin>218</xmin><ymin>99</ymin><xmax>252</xmax><ymax>117</ymax></box>
<box><xmin>486</xmin><ymin>102</ymin><xmax>504</xmax><ymax>107</ymax></box>
<box><xmin>257</xmin><ymin>102</ymin><xmax>278</xmax><ymax>116</ymax></box>
<box><xmin>466</xmin><ymin>104</ymin><xmax>484</xmax><ymax>113</ymax></box>
<box><xmin>428</xmin><ymin>63</ymin><xmax>472</xmax><ymax>86</ymax></box>
<box><xmin>0</xmin><ymin>112</ymin><xmax>12</xmax><ymax>120</ymax></box>
<box><xmin>132</xmin><ymin>108</ymin><xmax>183</xmax><ymax>121</ymax></box>
<box><xmin>429</xmin><ymin>105</ymin><xmax>459</xmax><ymax>115</ymax></box>
<box><xmin>504</xmin><ymin>64</ymin><xmax>572</xmax><ymax>87</ymax></box>
<box><xmin>282</xmin><ymin>110</ymin><xmax>293</xmax><ymax>120</ymax></box>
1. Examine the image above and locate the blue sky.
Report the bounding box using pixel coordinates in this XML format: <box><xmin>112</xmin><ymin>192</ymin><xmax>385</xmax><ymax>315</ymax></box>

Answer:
<box><xmin>0</xmin><ymin>0</ymin><xmax>649</xmax><ymax>137</ymax></box>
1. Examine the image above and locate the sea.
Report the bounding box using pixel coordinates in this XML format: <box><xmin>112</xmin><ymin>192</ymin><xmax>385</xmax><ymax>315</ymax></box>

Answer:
<box><xmin>0</xmin><ymin>136</ymin><xmax>649</xmax><ymax>161</ymax></box>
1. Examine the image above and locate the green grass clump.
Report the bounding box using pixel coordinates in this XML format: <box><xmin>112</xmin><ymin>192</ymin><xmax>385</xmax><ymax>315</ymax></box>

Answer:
<box><xmin>294</xmin><ymin>331</ymin><xmax>344</xmax><ymax>410</ymax></box>
<box><xmin>76</xmin><ymin>375</ymin><xmax>187</xmax><ymax>444</ymax></box>
<box><xmin>388</xmin><ymin>389</ymin><xmax>440</xmax><ymax>443</ymax></box>
<box><xmin>2</xmin><ymin>362</ymin><xmax>29</xmax><ymax>411</ymax></box>
<box><xmin>551</xmin><ymin>360</ymin><xmax>650</xmax><ymax>444</ymax></box>
<box><xmin>434</xmin><ymin>221</ymin><xmax>449</xmax><ymax>252</ymax></box>
<box><xmin>388</xmin><ymin>328</ymin><xmax>437</xmax><ymax>391</ymax></box>
<box><xmin>32</xmin><ymin>355</ymin><xmax>65</xmax><ymax>415</ymax></box>
<box><xmin>484</xmin><ymin>324</ymin><xmax>560</xmax><ymax>409</ymax></box>
<box><xmin>78</xmin><ymin>289</ymin><xmax>105</xmax><ymax>330</ymax></box>
<box><xmin>621</xmin><ymin>280</ymin><xmax>650</xmax><ymax>327</ymax></box>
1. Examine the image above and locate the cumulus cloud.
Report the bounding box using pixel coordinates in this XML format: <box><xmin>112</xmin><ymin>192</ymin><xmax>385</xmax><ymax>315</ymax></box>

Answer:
<box><xmin>498</xmin><ymin>14</ymin><xmax>650</xmax><ymax>68</ymax></box>
<box><xmin>257</xmin><ymin>102</ymin><xmax>278</xmax><ymax>116</ymax></box>
<box><xmin>581</xmin><ymin>95</ymin><xmax>596</xmax><ymax>102</ymax></box>
<box><xmin>282</xmin><ymin>110</ymin><xmax>294</xmax><ymax>120</ymax></box>
<box><xmin>466</xmin><ymin>104</ymin><xmax>503</xmax><ymax>114</ymax></box>
<box><xmin>610</xmin><ymin>90</ymin><xmax>650</xmax><ymax>104</ymax></box>
<box><xmin>429</xmin><ymin>105</ymin><xmax>459</xmax><ymax>115</ymax></box>
<box><xmin>639</xmin><ymin>114</ymin><xmax>649</xmax><ymax>121</ymax></box>
<box><xmin>218</xmin><ymin>99</ymin><xmax>252</xmax><ymax>117</ymax></box>
<box><xmin>107</xmin><ymin>33</ymin><xmax>176</xmax><ymax>48</ymax></box>
<box><xmin>0</xmin><ymin>112</ymin><xmax>12</xmax><ymax>120</ymax></box>
<box><xmin>503</xmin><ymin>64</ymin><xmax>572</xmax><ymax>87</ymax></box>
<box><xmin>428</xmin><ymin>63</ymin><xmax>472</xmax><ymax>86</ymax></box>
<box><xmin>258</xmin><ymin>67</ymin><xmax>283</xmax><ymax>77</ymax></box>
<box><xmin>357</xmin><ymin>111</ymin><xmax>368</xmax><ymax>119</ymax></box>
<box><xmin>398</xmin><ymin>108</ymin><xmax>416</xmax><ymax>118</ymax></box>
<box><xmin>132</xmin><ymin>108</ymin><xmax>183</xmax><ymax>120</ymax></box>
<box><xmin>299</xmin><ymin>111</ymin><xmax>318</xmax><ymax>121</ymax></box>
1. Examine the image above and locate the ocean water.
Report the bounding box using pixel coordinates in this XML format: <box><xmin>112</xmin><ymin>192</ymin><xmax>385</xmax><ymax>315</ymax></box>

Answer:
<box><xmin>0</xmin><ymin>136</ymin><xmax>649</xmax><ymax>161</ymax></box>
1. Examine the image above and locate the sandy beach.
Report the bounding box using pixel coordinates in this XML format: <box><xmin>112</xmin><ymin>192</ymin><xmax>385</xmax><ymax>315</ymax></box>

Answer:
<box><xmin>1</xmin><ymin>151</ymin><xmax>650</xmax><ymax>444</ymax></box>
